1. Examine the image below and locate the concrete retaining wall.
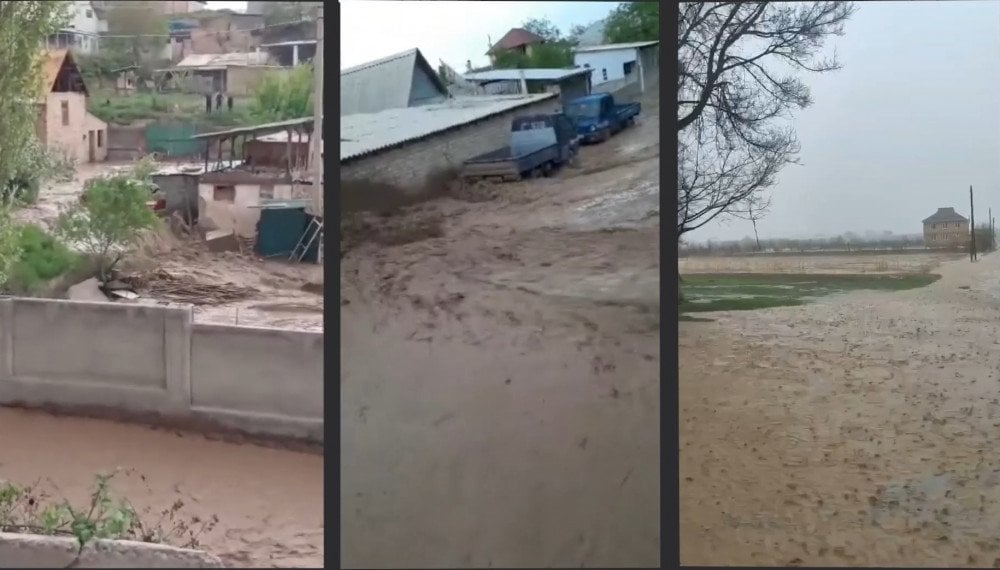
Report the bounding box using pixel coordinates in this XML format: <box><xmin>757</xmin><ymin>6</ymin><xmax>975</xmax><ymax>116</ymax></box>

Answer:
<box><xmin>0</xmin><ymin>532</ymin><xmax>223</xmax><ymax>568</ymax></box>
<box><xmin>0</xmin><ymin>298</ymin><xmax>323</xmax><ymax>443</ymax></box>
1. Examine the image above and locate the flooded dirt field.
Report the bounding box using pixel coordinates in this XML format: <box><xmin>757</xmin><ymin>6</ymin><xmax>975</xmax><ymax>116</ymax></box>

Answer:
<box><xmin>680</xmin><ymin>251</ymin><xmax>962</xmax><ymax>275</ymax></box>
<box><xmin>680</xmin><ymin>251</ymin><xmax>1000</xmax><ymax>567</ymax></box>
<box><xmin>341</xmin><ymin>89</ymin><xmax>660</xmax><ymax>568</ymax></box>
<box><xmin>0</xmin><ymin>407</ymin><xmax>323</xmax><ymax>567</ymax></box>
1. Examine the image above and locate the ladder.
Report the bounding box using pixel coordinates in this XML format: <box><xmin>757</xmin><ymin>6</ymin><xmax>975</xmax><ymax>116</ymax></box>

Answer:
<box><xmin>290</xmin><ymin>218</ymin><xmax>323</xmax><ymax>262</ymax></box>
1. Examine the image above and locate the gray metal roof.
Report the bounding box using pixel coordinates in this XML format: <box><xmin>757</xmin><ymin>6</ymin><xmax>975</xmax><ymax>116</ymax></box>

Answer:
<box><xmin>461</xmin><ymin>68</ymin><xmax>592</xmax><ymax>83</ymax></box>
<box><xmin>341</xmin><ymin>93</ymin><xmax>557</xmax><ymax>161</ymax></box>
<box><xmin>340</xmin><ymin>48</ymin><xmax>448</xmax><ymax>116</ymax></box>
<box><xmin>923</xmin><ymin>207</ymin><xmax>968</xmax><ymax>224</ymax></box>
<box><xmin>192</xmin><ymin>117</ymin><xmax>313</xmax><ymax>140</ymax></box>
<box><xmin>573</xmin><ymin>41</ymin><xmax>659</xmax><ymax>53</ymax></box>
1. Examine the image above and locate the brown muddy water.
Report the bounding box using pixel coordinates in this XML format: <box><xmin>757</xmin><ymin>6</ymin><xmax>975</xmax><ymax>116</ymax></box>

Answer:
<box><xmin>0</xmin><ymin>407</ymin><xmax>323</xmax><ymax>567</ymax></box>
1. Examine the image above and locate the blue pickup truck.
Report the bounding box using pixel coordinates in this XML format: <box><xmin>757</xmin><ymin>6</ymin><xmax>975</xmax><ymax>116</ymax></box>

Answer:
<box><xmin>461</xmin><ymin>113</ymin><xmax>580</xmax><ymax>183</ymax></box>
<box><xmin>566</xmin><ymin>93</ymin><xmax>641</xmax><ymax>144</ymax></box>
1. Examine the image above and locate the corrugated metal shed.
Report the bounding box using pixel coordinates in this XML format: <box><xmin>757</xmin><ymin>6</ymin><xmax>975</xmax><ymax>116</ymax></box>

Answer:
<box><xmin>340</xmin><ymin>48</ymin><xmax>448</xmax><ymax>116</ymax></box>
<box><xmin>462</xmin><ymin>68</ymin><xmax>592</xmax><ymax>83</ymax></box>
<box><xmin>340</xmin><ymin>93</ymin><xmax>556</xmax><ymax>161</ymax></box>
<box><xmin>572</xmin><ymin>41</ymin><xmax>659</xmax><ymax>53</ymax></box>
<box><xmin>173</xmin><ymin>52</ymin><xmax>272</xmax><ymax>69</ymax></box>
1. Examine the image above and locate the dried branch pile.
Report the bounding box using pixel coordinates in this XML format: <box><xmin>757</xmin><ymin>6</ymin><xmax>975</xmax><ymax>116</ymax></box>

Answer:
<box><xmin>122</xmin><ymin>270</ymin><xmax>257</xmax><ymax>305</ymax></box>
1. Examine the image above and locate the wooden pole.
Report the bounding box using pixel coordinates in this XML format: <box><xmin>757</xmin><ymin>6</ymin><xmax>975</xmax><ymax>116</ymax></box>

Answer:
<box><xmin>970</xmin><ymin>185</ymin><xmax>976</xmax><ymax>261</ymax></box>
<box><xmin>990</xmin><ymin>207</ymin><xmax>994</xmax><ymax>251</ymax></box>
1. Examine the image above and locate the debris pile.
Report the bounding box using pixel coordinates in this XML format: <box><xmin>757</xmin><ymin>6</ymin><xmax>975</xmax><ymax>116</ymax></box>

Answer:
<box><xmin>121</xmin><ymin>269</ymin><xmax>257</xmax><ymax>305</ymax></box>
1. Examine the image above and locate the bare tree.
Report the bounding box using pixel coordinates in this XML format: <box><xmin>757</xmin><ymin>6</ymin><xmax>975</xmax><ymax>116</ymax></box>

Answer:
<box><xmin>676</xmin><ymin>2</ymin><xmax>855</xmax><ymax>241</ymax></box>
<box><xmin>732</xmin><ymin>191</ymin><xmax>772</xmax><ymax>251</ymax></box>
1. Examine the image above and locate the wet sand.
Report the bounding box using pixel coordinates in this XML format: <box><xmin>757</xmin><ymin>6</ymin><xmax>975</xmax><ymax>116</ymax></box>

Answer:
<box><xmin>681</xmin><ymin>251</ymin><xmax>1000</xmax><ymax>567</ymax></box>
<box><xmin>0</xmin><ymin>407</ymin><xmax>323</xmax><ymax>567</ymax></box>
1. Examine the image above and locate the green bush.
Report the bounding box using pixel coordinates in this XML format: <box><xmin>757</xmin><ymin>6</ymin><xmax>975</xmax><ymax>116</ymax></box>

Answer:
<box><xmin>250</xmin><ymin>64</ymin><xmax>314</xmax><ymax>122</ymax></box>
<box><xmin>5</xmin><ymin>224</ymin><xmax>80</xmax><ymax>294</ymax></box>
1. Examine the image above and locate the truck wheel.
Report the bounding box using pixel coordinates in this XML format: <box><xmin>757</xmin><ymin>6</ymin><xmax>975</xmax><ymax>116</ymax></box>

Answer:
<box><xmin>627</xmin><ymin>117</ymin><xmax>636</xmax><ymax>127</ymax></box>
<box><xmin>601</xmin><ymin>128</ymin><xmax>611</xmax><ymax>142</ymax></box>
<box><xmin>542</xmin><ymin>162</ymin><xmax>554</xmax><ymax>177</ymax></box>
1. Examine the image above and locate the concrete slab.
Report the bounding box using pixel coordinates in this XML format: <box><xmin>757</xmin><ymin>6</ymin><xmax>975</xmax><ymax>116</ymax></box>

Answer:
<box><xmin>0</xmin><ymin>532</ymin><xmax>224</xmax><ymax>568</ymax></box>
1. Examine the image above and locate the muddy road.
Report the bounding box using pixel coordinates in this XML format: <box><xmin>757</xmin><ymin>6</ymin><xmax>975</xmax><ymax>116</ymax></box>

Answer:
<box><xmin>681</xmin><ymin>252</ymin><xmax>1000</xmax><ymax>567</ymax></box>
<box><xmin>341</xmin><ymin>90</ymin><xmax>660</xmax><ymax>568</ymax></box>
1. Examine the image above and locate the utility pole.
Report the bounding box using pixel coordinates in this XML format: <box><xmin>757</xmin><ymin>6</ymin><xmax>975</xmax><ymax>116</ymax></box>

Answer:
<box><xmin>970</xmin><ymin>185</ymin><xmax>977</xmax><ymax>261</ymax></box>
<box><xmin>990</xmin><ymin>207</ymin><xmax>994</xmax><ymax>251</ymax></box>
<box><xmin>311</xmin><ymin>6</ymin><xmax>323</xmax><ymax>220</ymax></box>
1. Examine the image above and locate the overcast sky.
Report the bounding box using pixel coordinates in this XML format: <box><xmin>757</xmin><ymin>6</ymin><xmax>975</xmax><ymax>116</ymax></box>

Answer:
<box><xmin>339</xmin><ymin>1</ymin><xmax>619</xmax><ymax>70</ymax></box>
<box><xmin>690</xmin><ymin>1</ymin><xmax>1000</xmax><ymax>243</ymax></box>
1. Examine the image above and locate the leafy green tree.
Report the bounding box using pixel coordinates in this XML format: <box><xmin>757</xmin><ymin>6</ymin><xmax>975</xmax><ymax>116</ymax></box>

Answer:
<box><xmin>102</xmin><ymin>2</ymin><xmax>169</xmax><ymax>85</ymax></box>
<box><xmin>250</xmin><ymin>64</ymin><xmax>314</xmax><ymax>121</ymax></box>
<box><xmin>604</xmin><ymin>2</ymin><xmax>659</xmax><ymax>43</ymax></box>
<box><xmin>521</xmin><ymin>17</ymin><xmax>561</xmax><ymax>42</ymax></box>
<box><xmin>0</xmin><ymin>206</ymin><xmax>20</xmax><ymax>289</ymax></box>
<box><xmin>0</xmin><ymin>1</ymin><xmax>69</xmax><ymax>192</ymax></box>
<box><xmin>56</xmin><ymin>159</ymin><xmax>160</xmax><ymax>283</ymax></box>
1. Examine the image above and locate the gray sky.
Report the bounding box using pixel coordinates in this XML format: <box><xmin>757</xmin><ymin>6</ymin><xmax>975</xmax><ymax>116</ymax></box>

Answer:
<box><xmin>205</xmin><ymin>1</ymin><xmax>246</xmax><ymax>11</ymax></box>
<box><xmin>689</xmin><ymin>1</ymin><xmax>1000</xmax><ymax>243</ymax></box>
<box><xmin>339</xmin><ymin>1</ymin><xmax>619</xmax><ymax>70</ymax></box>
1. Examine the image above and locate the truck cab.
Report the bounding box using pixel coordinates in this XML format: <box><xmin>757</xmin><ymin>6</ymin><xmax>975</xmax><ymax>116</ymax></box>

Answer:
<box><xmin>566</xmin><ymin>93</ymin><xmax>641</xmax><ymax>143</ymax></box>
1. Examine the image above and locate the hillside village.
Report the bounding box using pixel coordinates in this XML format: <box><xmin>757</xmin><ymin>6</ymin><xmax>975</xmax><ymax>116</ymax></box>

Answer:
<box><xmin>7</xmin><ymin>0</ymin><xmax>324</xmax><ymax>331</ymax></box>
<box><xmin>0</xmin><ymin>2</ymin><xmax>324</xmax><ymax>567</ymax></box>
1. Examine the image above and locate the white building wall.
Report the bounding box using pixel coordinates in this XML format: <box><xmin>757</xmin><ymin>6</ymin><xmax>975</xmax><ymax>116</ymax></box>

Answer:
<box><xmin>573</xmin><ymin>47</ymin><xmax>639</xmax><ymax>87</ymax></box>
<box><xmin>62</xmin><ymin>1</ymin><xmax>102</xmax><ymax>55</ymax></box>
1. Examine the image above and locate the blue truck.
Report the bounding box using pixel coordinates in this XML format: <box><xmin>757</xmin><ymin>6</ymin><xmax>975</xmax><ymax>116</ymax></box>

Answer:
<box><xmin>461</xmin><ymin>113</ymin><xmax>580</xmax><ymax>183</ymax></box>
<box><xmin>566</xmin><ymin>93</ymin><xmax>641</xmax><ymax>144</ymax></box>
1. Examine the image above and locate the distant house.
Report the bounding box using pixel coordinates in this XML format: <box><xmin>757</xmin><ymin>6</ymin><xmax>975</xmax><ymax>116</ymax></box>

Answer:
<box><xmin>461</xmin><ymin>68</ymin><xmax>592</xmax><ymax>106</ymax></box>
<box><xmin>44</xmin><ymin>1</ymin><xmax>106</xmax><ymax>55</ymax></box>
<box><xmin>923</xmin><ymin>207</ymin><xmax>969</xmax><ymax>247</ymax></box>
<box><xmin>159</xmin><ymin>52</ymin><xmax>280</xmax><ymax>96</ymax></box>
<box><xmin>486</xmin><ymin>28</ymin><xmax>546</xmax><ymax>64</ymax></box>
<box><xmin>340</xmin><ymin>48</ymin><xmax>448</xmax><ymax>116</ymax></box>
<box><xmin>35</xmin><ymin>49</ymin><xmax>108</xmax><ymax>164</ymax></box>
<box><xmin>261</xmin><ymin>40</ymin><xmax>317</xmax><ymax>67</ymax></box>
<box><xmin>573</xmin><ymin>41</ymin><xmax>660</xmax><ymax>93</ymax></box>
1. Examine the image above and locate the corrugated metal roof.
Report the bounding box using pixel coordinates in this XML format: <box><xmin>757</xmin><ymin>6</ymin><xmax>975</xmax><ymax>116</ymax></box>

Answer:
<box><xmin>341</xmin><ymin>93</ymin><xmax>557</xmax><ymax>161</ymax></box>
<box><xmin>261</xmin><ymin>40</ymin><xmax>317</xmax><ymax>47</ymax></box>
<box><xmin>192</xmin><ymin>117</ymin><xmax>313</xmax><ymax>140</ymax></box>
<box><xmin>174</xmin><ymin>52</ymin><xmax>271</xmax><ymax>68</ymax></box>
<box><xmin>462</xmin><ymin>68</ymin><xmax>592</xmax><ymax>83</ymax></box>
<box><xmin>573</xmin><ymin>41</ymin><xmax>659</xmax><ymax>53</ymax></box>
<box><xmin>340</xmin><ymin>48</ymin><xmax>448</xmax><ymax>116</ymax></box>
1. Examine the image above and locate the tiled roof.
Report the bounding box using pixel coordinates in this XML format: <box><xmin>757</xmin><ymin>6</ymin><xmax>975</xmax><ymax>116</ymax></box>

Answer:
<box><xmin>487</xmin><ymin>28</ymin><xmax>546</xmax><ymax>55</ymax></box>
<box><xmin>923</xmin><ymin>207</ymin><xmax>968</xmax><ymax>224</ymax></box>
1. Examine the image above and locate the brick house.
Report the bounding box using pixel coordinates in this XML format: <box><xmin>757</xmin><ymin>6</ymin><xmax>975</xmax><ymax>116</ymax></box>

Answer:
<box><xmin>35</xmin><ymin>49</ymin><xmax>108</xmax><ymax>164</ymax></box>
<box><xmin>486</xmin><ymin>28</ymin><xmax>546</xmax><ymax>64</ymax></box>
<box><xmin>923</xmin><ymin>207</ymin><xmax>969</xmax><ymax>247</ymax></box>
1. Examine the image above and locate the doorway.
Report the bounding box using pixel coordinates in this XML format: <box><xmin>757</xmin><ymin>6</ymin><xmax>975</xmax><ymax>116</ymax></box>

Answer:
<box><xmin>88</xmin><ymin>130</ymin><xmax>95</xmax><ymax>163</ymax></box>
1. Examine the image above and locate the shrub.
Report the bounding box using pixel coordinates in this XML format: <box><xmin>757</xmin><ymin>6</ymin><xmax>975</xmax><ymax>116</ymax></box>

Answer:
<box><xmin>4</xmin><ymin>224</ymin><xmax>80</xmax><ymax>294</ymax></box>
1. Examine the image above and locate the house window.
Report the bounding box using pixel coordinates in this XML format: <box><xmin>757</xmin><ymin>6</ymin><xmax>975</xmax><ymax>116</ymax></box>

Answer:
<box><xmin>259</xmin><ymin>185</ymin><xmax>274</xmax><ymax>200</ymax></box>
<box><xmin>624</xmin><ymin>61</ymin><xmax>636</xmax><ymax>76</ymax></box>
<box><xmin>602</xmin><ymin>68</ymin><xmax>608</xmax><ymax>81</ymax></box>
<box><xmin>97</xmin><ymin>130</ymin><xmax>103</xmax><ymax>148</ymax></box>
<box><xmin>213</xmin><ymin>185</ymin><xmax>236</xmax><ymax>202</ymax></box>
<box><xmin>61</xmin><ymin>101</ymin><xmax>69</xmax><ymax>126</ymax></box>
<box><xmin>85</xmin><ymin>9</ymin><xmax>92</xmax><ymax>17</ymax></box>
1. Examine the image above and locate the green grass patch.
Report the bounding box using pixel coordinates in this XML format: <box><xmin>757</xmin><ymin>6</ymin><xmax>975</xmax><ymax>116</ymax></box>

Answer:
<box><xmin>5</xmin><ymin>225</ymin><xmax>81</xmax><ymax>295</ymax></box>
<box><xmin>680</xmin><ymin>272</ymin><xmax>941</xmax><ymax>314</ymax></box>
<box><xmin>87</xmin><ymin>90</ymin><xmax>259</xmax><ymax>128</ymax></box>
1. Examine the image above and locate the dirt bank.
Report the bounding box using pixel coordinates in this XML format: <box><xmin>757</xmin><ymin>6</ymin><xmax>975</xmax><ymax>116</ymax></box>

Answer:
<box><xmin>341</xmin><ymin>89</ymin><xmax>660</xmax><ymax>567</ymax></box>
<box><xmin>0</xmin><ymin>407</ymin><xmax>323</xmax><ymax>567</ymax></box>
<box><xmin>680</xmin><ymin>252</ymin><xmax>1000</xmax><ymax>567</ymax></box>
